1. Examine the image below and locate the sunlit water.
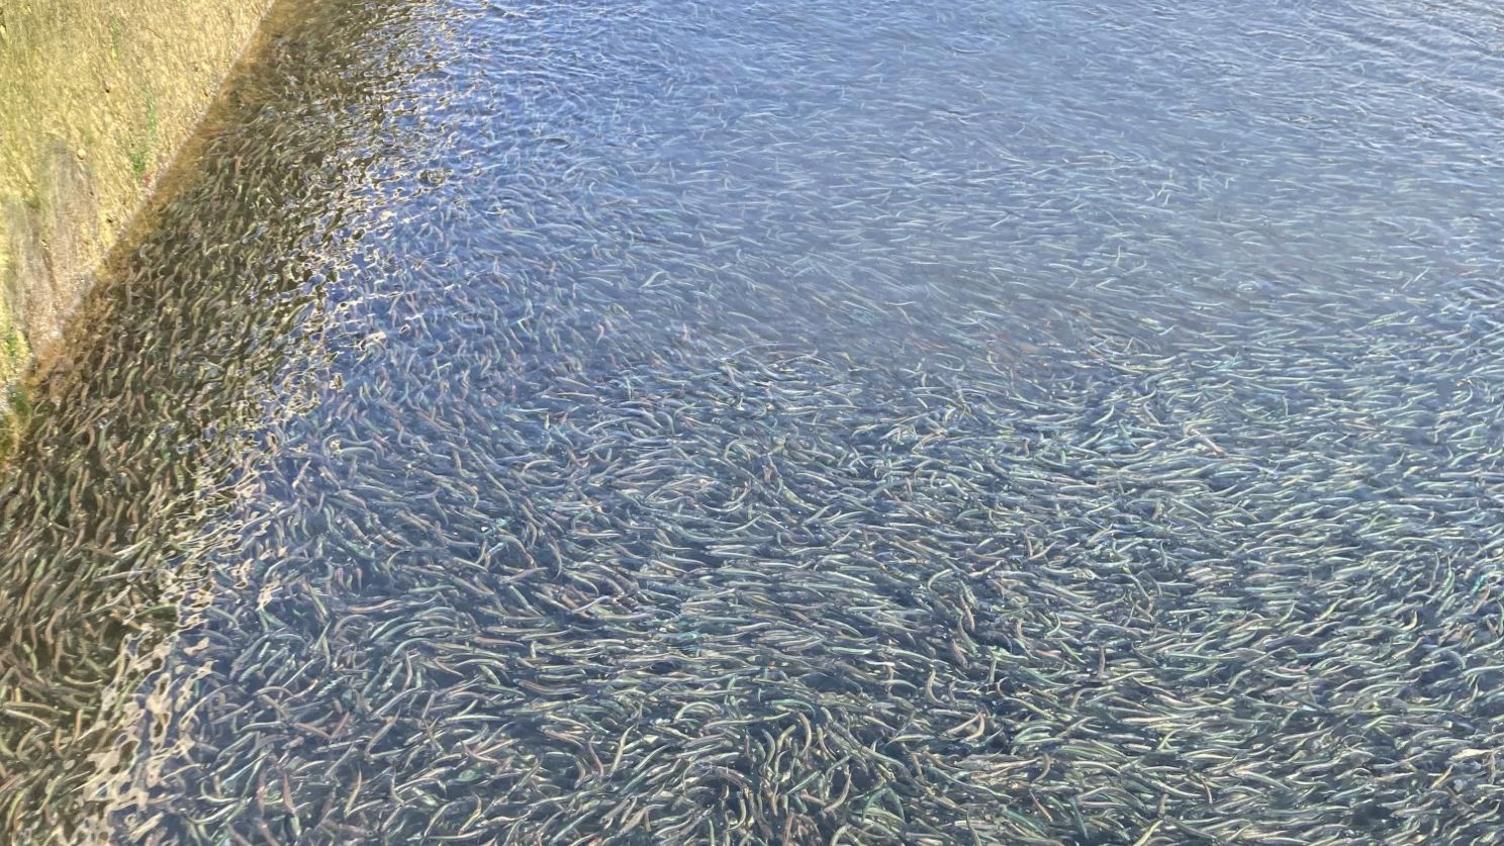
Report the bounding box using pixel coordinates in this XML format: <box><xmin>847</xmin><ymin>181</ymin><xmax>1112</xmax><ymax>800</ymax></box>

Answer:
<box><xmin>4</xmin><ymin>0</ymin><xmax>1504</xmax><ymax>843</ymax></box>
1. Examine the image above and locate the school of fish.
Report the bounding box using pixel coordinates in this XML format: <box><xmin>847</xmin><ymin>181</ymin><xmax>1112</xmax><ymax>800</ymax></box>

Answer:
<box><xmin>2</xmin><ymin>0</ymin><xmax>1503</xmax><ymax>843</ymax></box>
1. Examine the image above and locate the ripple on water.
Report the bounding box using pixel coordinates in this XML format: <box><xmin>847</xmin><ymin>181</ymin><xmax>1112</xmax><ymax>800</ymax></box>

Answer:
<box><xmin>3</xmin><ymin>0</ymin><xmax>1504</xmax><ymax>843</ymax></box>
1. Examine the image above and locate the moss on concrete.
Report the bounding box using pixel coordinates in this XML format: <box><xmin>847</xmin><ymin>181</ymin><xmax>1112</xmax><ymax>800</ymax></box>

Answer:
<box><xmin>0</xmin><ymin>310</ymin><xmax>28</xmax><ymax>455</ymax></box>
<box><xmin>0</xmin><ymin>0</ymin><xmax>276</xmax><ymax>431</ymax></box>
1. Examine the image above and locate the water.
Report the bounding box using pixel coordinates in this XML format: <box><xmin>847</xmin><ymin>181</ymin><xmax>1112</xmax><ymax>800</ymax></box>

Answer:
<box><xmin>3</xmin><ymin>0</ymin><xmax>1504</xmax><ymax>842</ymax></box>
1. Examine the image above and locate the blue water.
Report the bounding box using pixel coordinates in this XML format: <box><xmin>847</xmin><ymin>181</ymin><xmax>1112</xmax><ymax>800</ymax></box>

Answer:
<box><xmin>4</xmin><ymin>0</ymin><xmax>1504</xmax><ymax>842</ymax></box>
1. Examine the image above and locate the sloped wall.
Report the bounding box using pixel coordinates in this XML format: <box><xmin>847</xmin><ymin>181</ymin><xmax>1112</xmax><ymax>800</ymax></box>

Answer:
<box><xmin>0</xmin><ymin>0</ymin><xmax>276</xmax><ymax>433</ymax></box>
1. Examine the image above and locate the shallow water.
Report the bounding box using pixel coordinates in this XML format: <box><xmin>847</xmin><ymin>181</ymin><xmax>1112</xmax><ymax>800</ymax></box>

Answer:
<box><xmin>4</xmin><ymin>0</ymin><xmax>1504</xmax><ymax>842</ymax></box>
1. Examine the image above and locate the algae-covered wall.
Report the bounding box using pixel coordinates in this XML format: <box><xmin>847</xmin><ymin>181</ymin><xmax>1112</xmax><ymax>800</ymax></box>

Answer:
<box><xmin>0</xmin><ymin>0</ymin><xmax>275</xmax><ymax>432</ymax></box>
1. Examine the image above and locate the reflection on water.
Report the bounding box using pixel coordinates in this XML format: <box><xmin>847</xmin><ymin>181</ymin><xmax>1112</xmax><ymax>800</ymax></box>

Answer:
<box><xmin>6</xmin><ymin>0</ymin><xmax>1504</xmax><ymax>842</ymax></box>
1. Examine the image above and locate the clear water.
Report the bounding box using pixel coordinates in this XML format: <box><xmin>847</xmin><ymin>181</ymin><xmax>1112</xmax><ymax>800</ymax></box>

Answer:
<box><xmin>3</xmin><ymin>0</ymin><xmax>1504</xmax><ymax>842</ymax></box>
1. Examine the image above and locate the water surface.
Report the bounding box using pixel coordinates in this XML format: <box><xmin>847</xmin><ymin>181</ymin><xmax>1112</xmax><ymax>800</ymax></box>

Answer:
<box><xmin>3</xmin><ymin>0</ymin><xmax>1504</xmax><ymax>843</ymax></box>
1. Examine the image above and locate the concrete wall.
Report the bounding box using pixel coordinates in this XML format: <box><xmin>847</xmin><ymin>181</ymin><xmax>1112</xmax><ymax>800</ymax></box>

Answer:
<box><xmin>0</xmin><ymin>0</ymin><xmax>276</xmax><ymax>437</ymax></box>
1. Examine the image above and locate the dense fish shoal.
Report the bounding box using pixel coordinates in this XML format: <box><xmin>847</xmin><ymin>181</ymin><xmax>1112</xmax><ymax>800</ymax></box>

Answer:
<box><xmin>2</xmin><ymin>0</ymin><xmax>1504</xmax><ymax>843</ymax></box>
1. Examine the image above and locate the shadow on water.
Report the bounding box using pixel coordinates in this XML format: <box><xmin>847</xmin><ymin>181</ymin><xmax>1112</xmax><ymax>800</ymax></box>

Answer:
<box><xmin>0</xmin><ymin>0</ymin><xmax>433</xmax><ymax>839</ymax></box>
